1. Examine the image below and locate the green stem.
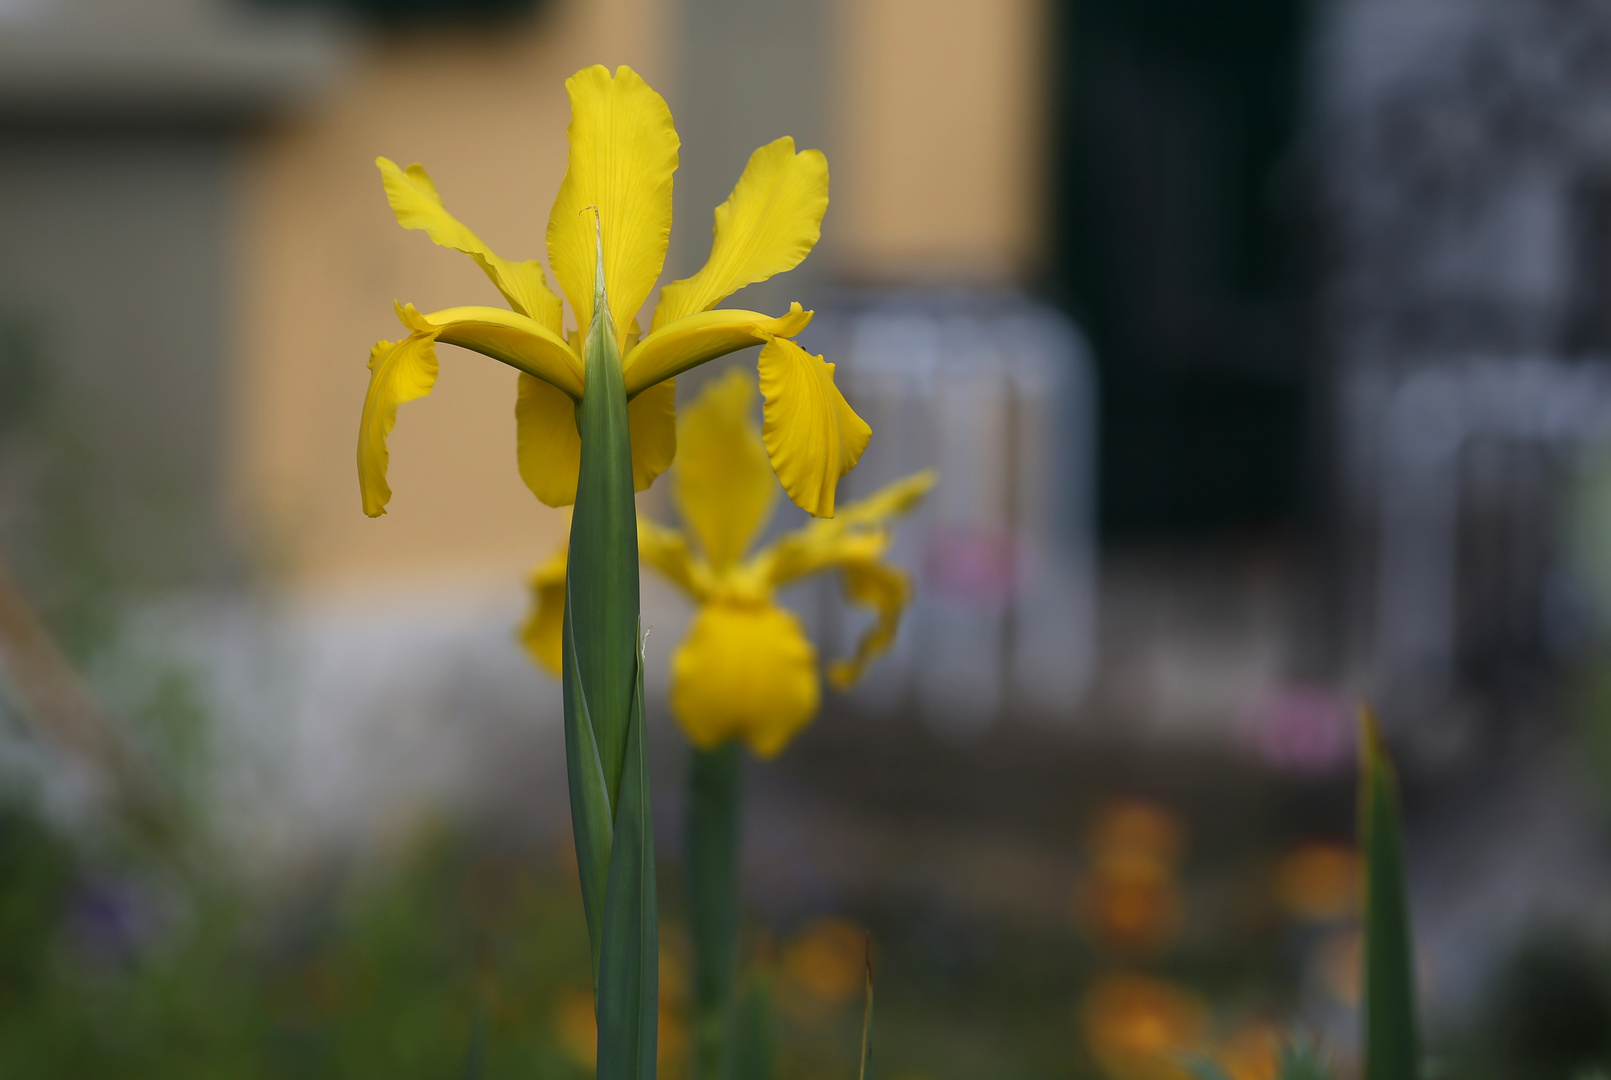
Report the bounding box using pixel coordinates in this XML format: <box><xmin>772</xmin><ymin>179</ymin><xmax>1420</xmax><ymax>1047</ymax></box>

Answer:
<box><xmin>687</xmin><ymin>741</ymin><xmax>743</xmax><ymax>1080</ymax></box>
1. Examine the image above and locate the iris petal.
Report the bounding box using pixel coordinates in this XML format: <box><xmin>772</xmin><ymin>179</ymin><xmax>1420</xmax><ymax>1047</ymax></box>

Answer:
<box><xmin>757</xmin><ymin>336</ymin><xmax>871</xmax><ymax>517</ymax></box>
<box><xmin>515</xmin><ymin>372</ymin><xmax>676</xmax><ymax>509</ymax></box>
<box><xmin>759</xmin><ymin>471</ymin><xmax>936</xmax><ymax>586</ymax></box>
<box><xmin>627</xmin><ymin>377</ymin><xmax>678</xmax><ymax>492</ymax></box>
<box><xmin>622</xmin><ymin>304</ymin><xmax>812</xmax><ymax>396</ymax></box>
<box><xmin>674</xmin><ymin>369</ymin><xmax>775</xmax><ymax>569</ymax></box>
<box><xmin>652</xmin><ymin>137</ymin><xmax>829</xmax><ymax>330</ymax></box>
<box><xmin>426</xmin><ymin>306</ymin><xmax>583</xmax><ymax>397</ymax></box>
<box><xmin>516</xmin><ymin>374</ymin><xmax>583</xmax><ymax>508</ymax></box>
<box><xmin>547</xmin><ymin>65</ymin><xmax>679</xmax><ymax>345</ymax></box>
<box><xmin>357</xmin><ymin>325</ymin><xmax>439</xmax><ymax>517</ymax></box>
<box><xmin>637</xmin><ymin>515</ymin><xmax>711</xmax><ymax>600</ymax></box>
<box><xmin>520</xmin><ymin>545</ymin><xmax>569</xmax><ymax>675</ymax></box>
<box><xmin>670</xmin><ymin>601</ymin><xmax>820</xmax><ymax>758</ymax></box>
<box><xmin>826</xmin><ymin>559</ymin><xmax>912</xmax><ymax>690</ymax></box>
<box><xmin>377</xmin><ymin>159</ymin><xmax>564</xmax><ymax>334</ymax></box>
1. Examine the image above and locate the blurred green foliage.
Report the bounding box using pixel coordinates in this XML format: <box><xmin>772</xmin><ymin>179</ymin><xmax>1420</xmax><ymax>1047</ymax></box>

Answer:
<box><xmin>0</xmin><ymin>801</ymin><xmax>595</xmax><ymax>1079</ymax></box>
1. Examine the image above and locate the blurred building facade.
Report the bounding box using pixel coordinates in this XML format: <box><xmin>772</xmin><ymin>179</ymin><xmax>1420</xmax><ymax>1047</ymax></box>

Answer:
<box><xmin>1319</xmin><ymin>0</ymin><xmax>1611</xmax><ymax>742</ymax></box>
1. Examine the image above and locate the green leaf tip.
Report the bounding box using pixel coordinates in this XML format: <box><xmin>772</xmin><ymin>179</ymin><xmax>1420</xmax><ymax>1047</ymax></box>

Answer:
<box><xmin>1357</xmin><ymin>701</ymin><xmax>1421</xmax><ymax>1080</ymax></box>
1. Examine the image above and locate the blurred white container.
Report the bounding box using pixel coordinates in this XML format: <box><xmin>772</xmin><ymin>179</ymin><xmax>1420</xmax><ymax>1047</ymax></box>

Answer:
<box><xmin>805</xmin><ymin>291</ymin><xmax>1098</xmax><ymax>737</ymax></box>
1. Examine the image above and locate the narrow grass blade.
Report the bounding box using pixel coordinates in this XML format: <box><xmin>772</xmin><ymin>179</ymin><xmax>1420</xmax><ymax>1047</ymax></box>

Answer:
<box><xmin>562</xmin><ymin>598</ymin><xmax>613</xmax><ymax>983</ymax></box>
<box><xmin>595</xmin><ymin>630</ymin><xmax>659</xmax><ymax>1080</ymax></box>
<box><xmin>731</xmin><ymin>972</ymin><xmax>777</xmax><ymax>1080</ymax></box>
<box><xmin>687</xmin><ymin>741</ymin><xmax>742</xmax><ymax>1080</ymax></box>
<box><xmin>1359</xmin><ymin>705</ymin><xmax>1419</xmax><ymax>1080</ymax></box>
<box><xmin>858</xmin><ymin>938</ymin><xmax>874</xmax><ymax>1080</ymax></box>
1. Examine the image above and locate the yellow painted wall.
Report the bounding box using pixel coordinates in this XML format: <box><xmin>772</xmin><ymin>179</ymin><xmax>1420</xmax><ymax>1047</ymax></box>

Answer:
<box><xmin>833</xmin><ymin>0</ymin><xmax>1047</xmax><ymax>284</ymax></box>
<box><xmin>233</xmin><ymin>0</ymin><xmax>670</xmax><ymax>588</ymax></box>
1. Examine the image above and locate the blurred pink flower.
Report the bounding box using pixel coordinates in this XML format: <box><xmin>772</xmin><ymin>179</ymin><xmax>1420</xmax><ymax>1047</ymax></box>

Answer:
<box><xmin>1240</xmin><ymin>684</ymin><xmax>1353</xmax><ymax>776</ymax></box>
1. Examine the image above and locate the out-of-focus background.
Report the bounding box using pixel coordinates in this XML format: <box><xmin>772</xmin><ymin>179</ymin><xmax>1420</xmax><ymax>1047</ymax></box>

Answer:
<box><xmin>4</xmin><ymin>0</ymin><xmax>1611</xmax><ymax>1075</ymax></box>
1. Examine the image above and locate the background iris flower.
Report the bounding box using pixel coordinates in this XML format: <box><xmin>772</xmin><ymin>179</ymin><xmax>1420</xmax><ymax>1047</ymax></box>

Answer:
<box><xmin>523</xmin><ymin>368</ymin><xmax>934</xmax><ymax>759</ymax></box>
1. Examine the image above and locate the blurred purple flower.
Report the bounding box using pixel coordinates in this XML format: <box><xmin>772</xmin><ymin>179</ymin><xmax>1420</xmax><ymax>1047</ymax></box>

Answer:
<box><xmin>67</xmin><ymin>878</ymin><xmax>153</xmax><ymax>964</ymax></box>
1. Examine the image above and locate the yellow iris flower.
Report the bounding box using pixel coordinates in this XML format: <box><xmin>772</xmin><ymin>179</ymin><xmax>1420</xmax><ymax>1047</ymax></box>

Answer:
<box><xmin>524</xmin><ymin>369</ymin><xmax>934</xmax><ymax>758</ymax></box>
<box><xmin>358</xmin><ymin>64</ymin><xmax>870</xmax><ymax>519</ymax></box>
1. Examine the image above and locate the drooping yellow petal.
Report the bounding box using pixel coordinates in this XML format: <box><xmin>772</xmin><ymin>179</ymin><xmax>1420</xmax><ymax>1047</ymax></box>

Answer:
<box><xmin>358</xmin><ymin>324</ymin><xmax>440</xmax><ymax>518</ymax></box>
<box><xmin>520</xmin><ymin>544</ymin><xmax>569</xmax><ymax>676</ymax></box>
<box><xmin>826</xmin><ymin>559</ymin><xmax>912</xmax><ymax>690</ymax></box>
<box><xmin>674</xmin><ymin>369</ymin><xmax>775</xmax><ymax>568</ymax></box>
<box><xmin>622</xmin><ymin>304</ymin><xmax>812</xmax><ymax>396</ymax></box>
<box><xmin>757</xmin><ymin>336</ymin><xmax>871</xmax><ymax>517</ymax></box>
<box><xmin>670</xmin><ymin>601</ymin><xmax>819</xmax><ymax>758</ymax></box>
<box><xmin>516</xmin><ymin>373</ymin><xmax>582</xmax><ymax>507</ymax></box>
<box><xmin>637</xmin><ymin>514</ymin><xmax>712</xmax><ymax>600</ymax></box>
<box><xmin>377</xmin><ymin>158</ymin><xmax>565</xmax><ymax>335</ymax></box>
<box><xmin>651</xmin><ymin>137</ymin><xmax>829</xmax><ymax>330</ymax></box>
<box><xmin>627</xmin><ymin>377</ymin><xmax>677</xmax><ymax>492</ymax></box>
<box><xmin>547</xmin><ymin>65</ymin><xmax>679</xmax><ymax>344</ymax></box>
<box><xmin>425</xmin><ymin>306</ymin><xmax>583</xmax><ymax>398</ymax></box>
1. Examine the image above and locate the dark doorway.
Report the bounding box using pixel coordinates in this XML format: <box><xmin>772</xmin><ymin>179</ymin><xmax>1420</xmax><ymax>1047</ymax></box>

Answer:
<box><xmin>1051</xmin><ymin>0</ymin><xmax>1312</xmax><ymax>538</ymax></box>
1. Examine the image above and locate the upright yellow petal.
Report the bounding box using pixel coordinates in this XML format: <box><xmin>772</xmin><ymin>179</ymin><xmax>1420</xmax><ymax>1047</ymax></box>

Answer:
<box><xmin>426</xmin><ymin>306</ymin><xmax>583</xmax><ymax>398</ymax></box>
<box><xmin>651</xmin><ymin>137</ymin><xmax>829</xmax><ymax>330</ymax></box>
<box><xmin>377</xmin><ymin>158</ymin><xmax>565</xmax><ymax>335</ymax></box>
<box><xmin>670</xmin><ymin>601</ymin><xmax>819</xmax><ymax>758</ymax></box>
<box><xmin>637</xmin><ymin>514</ymin><xmax>711</xmax><ymax>600</ymax></box>
<box><xmin>627</xmin><ymin>377</ymin><xmax>677</xmax><ymax>492</ymax></box>
<box><xmin>358</xmin><ymin>323</ymin><xmax>439</xmax><ymax>517</ymax></box>
<box><xmin>520</xmin><ymin>545</ymin><xmax>569</xmax><ymax>676</ymax></box>
<box><xmin>825</xmin><ymin>559</ymin><xmax>912</xmax><ymax>691</ymax></box>
<box><xmin>674</xmin><ymin>369</ymin><xmax>775</xmax><ymax>568</ymax></box>
<box><xmin>547</xmin><ymin>65</ymin><xmax>679</xmax><ymax>344</ymax></box>
<box><xmin>757</xmin><ymin>337</ymin><xmax>871</xmax><ymax>517</ymax></box>
<box><xmin>623</xmin><ymin>304</ymin><xmax>812</xmax><ymax>396</ymax></box>
<box><xmin>516</xmin><ymin>374</ymin><xmax>582</xmax><ymax>507</ymax></box>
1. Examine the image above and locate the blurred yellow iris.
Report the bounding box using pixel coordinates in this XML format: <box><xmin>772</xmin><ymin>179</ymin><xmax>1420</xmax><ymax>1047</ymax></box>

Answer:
<box><xmin>359</xmin><ymin>64</ymin><xmax>869</xmax><ymax>519</ymax></box>
<box><xmin>523</xmin><ymin>369</ymin><xmax>933</xmax><ymax>757</ymax></box>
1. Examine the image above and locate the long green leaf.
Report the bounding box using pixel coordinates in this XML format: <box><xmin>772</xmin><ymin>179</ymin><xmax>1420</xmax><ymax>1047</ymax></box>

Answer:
<box><xmin>687</xmin><ymin>741</ymin><xmax>742</xmax><ymax>1080</ymax></box>
<box><xmin>568</xmin><ymin>228</ymin><xmax>640</xmax><ymax>814</ymax></box>
<box><xmin>595</xmin><ymin>627</ymin><xmax>659</xmax><ymax>1080</ymax></box>
<box><xmin>562</xmin><ymin>217</ymin><xmax>658</xmax><ymax>1073</ymax></box>
<box><xmin>562</xmin><ymin>597</ymin><xmax>613</xmax><ymax>983</ymax></box>
<box><xmin>1359</xmin><ymin>705</ymin><xmax>1419</xmax><ymax>1080</ymax></box>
